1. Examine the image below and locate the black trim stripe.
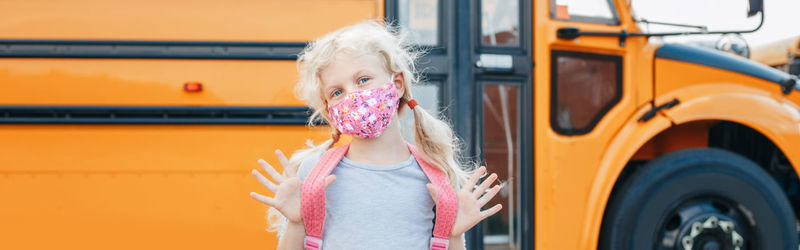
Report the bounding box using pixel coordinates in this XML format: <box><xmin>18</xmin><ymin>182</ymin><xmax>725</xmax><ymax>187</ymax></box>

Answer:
<box><xmin>656</xmin><ymin>43</ymin><xmax>796</xmax><ymax>94</ymax></box>
<box><xmin>0</xmin><ymin>105</ymin><xmax>312</xmax><ymax>124</ymax></box>
<box><xmin>0</xmin><ymin>39</ymin><xmax>306</xmax><ymax>60</ymax></box>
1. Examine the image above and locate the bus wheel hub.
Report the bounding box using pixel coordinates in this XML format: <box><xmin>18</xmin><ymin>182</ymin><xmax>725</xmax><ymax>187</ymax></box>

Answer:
<box><xmin>680</xmin><ymin>216</ymin><xmax>744</xmax><ymax>250</ymax></box>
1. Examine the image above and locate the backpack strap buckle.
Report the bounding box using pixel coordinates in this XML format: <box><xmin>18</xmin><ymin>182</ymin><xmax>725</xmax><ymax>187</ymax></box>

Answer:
<box><xmin>304</xmin><ymin>236</ymin><xmax>323</xmax><ymax>250</ymax></box>
<box><xmin>430</xmin><ymin>237</ymin><xmax>449</xmax><ymax>250</ymax></box>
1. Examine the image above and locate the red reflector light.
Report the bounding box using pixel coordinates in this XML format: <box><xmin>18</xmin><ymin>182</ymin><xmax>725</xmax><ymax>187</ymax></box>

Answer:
<box><xmin>184</xmin><ymin>82</ymin><xmax>203</xmax><ymax>92</ymax></box>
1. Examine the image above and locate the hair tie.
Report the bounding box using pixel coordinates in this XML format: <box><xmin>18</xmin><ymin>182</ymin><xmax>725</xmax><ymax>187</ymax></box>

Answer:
<box><xmin>407</xmin><ymin>99</ymin><xmax>419</xmax><ymax>110</ymax></box>
<box><xmin>331</xmin><ymin>130</ymin><xmax>341</xmax><ymax>144</ymax></box>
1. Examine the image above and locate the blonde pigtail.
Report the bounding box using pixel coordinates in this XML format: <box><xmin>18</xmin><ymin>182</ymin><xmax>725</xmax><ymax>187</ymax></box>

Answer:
<box><xmin>408</xmin><ymin>102</ymin><xmax>472</xmax><ymax>190</ymax></box>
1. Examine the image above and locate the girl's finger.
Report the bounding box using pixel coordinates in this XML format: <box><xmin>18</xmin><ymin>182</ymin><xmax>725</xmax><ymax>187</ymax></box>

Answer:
<box><xmin>324</xmin><ymin>175</ymin><xmax>337</xmax><ymax>189</ymax></box>
<box><xmin>284</xmin><ymin>155</ymin><xmax>299</xmax><ymax>178</ymax></box>
<box><xmin>275</xmin><ymin>149</ymin><xmax>298</xmax><ymax>178</ymax></box>
<box><xmin>473</xmin><ymin>173</ymin><xmax>497</xmax><ymax>199</ymax></box>
<box><xmin>251</xmin><ymin>169</ymin><xmax>278</xmax><ymax>193</ymax></box>
<box><xmin>426</xmin><ymin>183</ymin><xmax>439</xmax><ymax>203</ymax></box>
<box><xmin>464</xmin><ymin>166</ymin><xmax>486</xmax><ymax>192</ymax></box>
<box><xmin>249</xmin><ymin>192</ymin><xmax>276</xmax><ymax>207</ymax></box>
<box><xmin>258</xmin><ymin>159</ymin><xmax>285</xmax><ymax>183</ymax></box>
<box><xmin>477</xmin><ymin>184</ymin><xmax>502</xmax><ymax>207</ymax></box>
<box><xmin>275</xmin><ymin>149</ymin><xmax>291</xmax><ymax>171</ymax></box>
<box><xmin>479</xmin><ymin>204</ymin><xmax>503</xmax><ymax>219</ymax></box>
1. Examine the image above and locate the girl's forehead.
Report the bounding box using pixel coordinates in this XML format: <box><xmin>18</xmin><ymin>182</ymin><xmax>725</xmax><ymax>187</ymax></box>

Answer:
<box><xmin>319</xmin><ymin>52</ymin><xmax>387</xmax><ymax>86</ymax></box>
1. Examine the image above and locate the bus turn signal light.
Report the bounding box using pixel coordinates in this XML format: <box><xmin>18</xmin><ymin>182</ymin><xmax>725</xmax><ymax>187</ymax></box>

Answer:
<box><xmin>184</xmin><ymin>82</ymin><xmax>203</xmax><ymax>92</ymax></box>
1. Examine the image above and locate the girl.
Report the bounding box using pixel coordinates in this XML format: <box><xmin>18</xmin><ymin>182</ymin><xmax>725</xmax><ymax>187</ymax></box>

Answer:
<box><xmin>249</xmin><ymin>20</ymin><xmax>503</xmax><ymax>250</ymax></box>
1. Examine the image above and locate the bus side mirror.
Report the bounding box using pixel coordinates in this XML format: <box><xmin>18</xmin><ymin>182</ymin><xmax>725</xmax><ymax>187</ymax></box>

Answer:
<box><xmin>748</xmin><ymin>0</ymin><xmax>763</xmax><ymax>17</ymax></box>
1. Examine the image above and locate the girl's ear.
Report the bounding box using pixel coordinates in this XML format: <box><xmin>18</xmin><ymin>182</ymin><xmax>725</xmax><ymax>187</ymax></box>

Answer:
<box><xmin>392</xmin><ymin>72</ymin><xmax>406</xmax><ymax>97</ymax></box>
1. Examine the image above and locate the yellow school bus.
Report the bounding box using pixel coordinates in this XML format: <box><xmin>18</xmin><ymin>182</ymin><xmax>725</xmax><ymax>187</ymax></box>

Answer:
<box><xmin>1</xmin><ymin>0</ymin><xmax>799</xmax><ymax>249</ymax></box>
<box><xmin>753</xmin><ymin>35</ymin><xmax>800</xmax><ymax>76</ymax></box>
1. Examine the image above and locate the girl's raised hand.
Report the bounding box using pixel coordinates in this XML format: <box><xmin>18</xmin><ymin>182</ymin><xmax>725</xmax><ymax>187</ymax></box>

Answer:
<box><xmin>249</xmin><ymin>149</ymin><xmax>336</xmax><ymax>223</ymax></box>
<box><xmin>426</xmin><ymin>166</ymin><xmax>502</xmax><ymax>237</ymax></box>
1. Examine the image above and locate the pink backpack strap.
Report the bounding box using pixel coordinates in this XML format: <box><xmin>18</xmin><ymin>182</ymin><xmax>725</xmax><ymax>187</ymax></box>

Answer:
<box><xmin>407</xmin><ymin>143</ymin><xmax>458</xmax><ymax>250</ymax></box>
<box><xmin>300</xmin><ymin>144</ymin><xmax>349</xmax><ymax>250</ymax></box>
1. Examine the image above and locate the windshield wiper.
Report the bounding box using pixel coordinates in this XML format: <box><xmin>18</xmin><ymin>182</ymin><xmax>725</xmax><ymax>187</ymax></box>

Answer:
<box><xmin>636</xmin><ymin>18</ymin><xmax>708</xmax><ymax>32</ymax></box>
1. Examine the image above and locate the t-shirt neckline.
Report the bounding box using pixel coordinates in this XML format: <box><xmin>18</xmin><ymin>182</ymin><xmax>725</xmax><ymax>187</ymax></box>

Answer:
<box><xmin>340</xmin><ymin>154</ymin><xmax>416</xmax><ymax>171</ymax></box>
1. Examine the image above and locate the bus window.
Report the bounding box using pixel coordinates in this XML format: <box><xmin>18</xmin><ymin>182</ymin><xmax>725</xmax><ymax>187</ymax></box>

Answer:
<box><xmin>398</xmin><ymin>0</ymin><xmax>440</xmax><ymax>46</ymax></box>
<box><xmin>551</xmin><ymin>0</ymin><xmax>619</xmax><ymax>25</ymax></box>
<box><xmin>481</xmin><ymin>0</ymin><xmax>520</xmax><ymax>47</ymax></box>
<box><xmin>400</xmin><ymin>81</ymin><xmax>442</xmax><ymax>142</ymax></box>
<box><xmin>550</xmin><ymin>51</ymin><xmax>622</xmax><ymax>135</ymax></box>
<box><xmin>481</xmin><ymin>83</ymin><xmax>521</xmax><ymax>249</ymax></box>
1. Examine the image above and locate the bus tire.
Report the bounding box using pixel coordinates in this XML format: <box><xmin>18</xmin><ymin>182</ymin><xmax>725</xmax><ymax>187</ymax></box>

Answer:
<box><xmin>599</xmin><ymin>148</ymin><xmax>798</xmax><ymax>250</ymax></box>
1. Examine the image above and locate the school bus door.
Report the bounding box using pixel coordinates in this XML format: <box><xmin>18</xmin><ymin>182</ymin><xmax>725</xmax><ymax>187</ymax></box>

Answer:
<box><xmin>387</xmin><ymin>0</ymin><xmax>533</xmax><ymax>249</ymax></box>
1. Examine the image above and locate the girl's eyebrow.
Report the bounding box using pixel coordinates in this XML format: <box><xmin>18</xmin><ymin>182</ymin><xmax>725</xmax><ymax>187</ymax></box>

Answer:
<box><xmin>351</xmin><ymin>70</ymin><xmax>372</xmax><ymax>79</ymax></box>
<box><xmin>323</xmin><ymin>81</ymin><xmax>338</xmax><ymax>94</ymax></box>
<box><xmin>324</xmin><ymin>85</ymin><xmax>338</xmax><ymax>95</ymax></box>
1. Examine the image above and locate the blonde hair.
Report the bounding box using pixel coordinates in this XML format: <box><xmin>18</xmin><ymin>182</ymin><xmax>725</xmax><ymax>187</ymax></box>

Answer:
<box><xmin>266</xmin><ymin>20</ymin><xmax>472</xmax><ymax>236</ymax></box>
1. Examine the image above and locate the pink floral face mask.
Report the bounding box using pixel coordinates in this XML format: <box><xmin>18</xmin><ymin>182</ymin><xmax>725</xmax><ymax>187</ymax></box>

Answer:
<box><xmin>327</xmin><ymin>75</ymin><xmax>400</xmax><ymax>139</ymax></box>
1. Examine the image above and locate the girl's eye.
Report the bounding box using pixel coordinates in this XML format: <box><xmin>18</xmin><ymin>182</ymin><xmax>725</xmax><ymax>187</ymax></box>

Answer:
<box><xmin>357</xmin><ymin>77</ymin><xmax>370</xmax><ymax>85</ymax></box>
<box><xmin>332</xmin><ymin>89</ymin><xmax>343</xmax><ymax>97</ymax></box>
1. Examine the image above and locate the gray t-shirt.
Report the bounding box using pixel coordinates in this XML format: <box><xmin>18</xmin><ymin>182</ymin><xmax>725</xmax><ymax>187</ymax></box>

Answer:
<box><xmin>297</xmin><ymin>151</ymin><xmax>456</xmax><ymax>250</ymax></box>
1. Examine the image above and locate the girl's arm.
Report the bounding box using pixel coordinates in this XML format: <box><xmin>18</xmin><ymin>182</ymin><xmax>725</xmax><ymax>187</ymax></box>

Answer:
<box><xmin>448</xmin><ymin>234</ymin><xmax>466</xmax><ymax>250</ymax></box>
<box><xmin>277</xmin><ymin>221</ymin><xmax>306</xmax><ymax>250</ymax></box>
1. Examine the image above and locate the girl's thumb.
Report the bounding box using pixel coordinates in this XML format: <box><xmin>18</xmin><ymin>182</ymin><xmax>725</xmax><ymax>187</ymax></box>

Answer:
<box><xmin>324</xmin><ymin>175</ymin><xmax>337</xmax><ymax>189</ymax></box>
<box><xmin>426</xmin><ymin>183</ymin><xmax>438</xmax><ymax>203</ymax></box>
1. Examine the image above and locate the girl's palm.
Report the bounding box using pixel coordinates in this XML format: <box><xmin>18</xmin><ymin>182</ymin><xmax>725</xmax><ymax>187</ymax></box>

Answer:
<box><xmin>261</xmin><ymin>173</ymin><xmax>302</xmax><ymax>222</ymax></box>
<box><xmin>427</xmin><ymin>166</ymin><xmax>503</xmax><ymax>237</ymax></box>
<box><xmin>250</xmin><ymin>150</ymin><xmax>336</xmax><ymax>223</ymax></box>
